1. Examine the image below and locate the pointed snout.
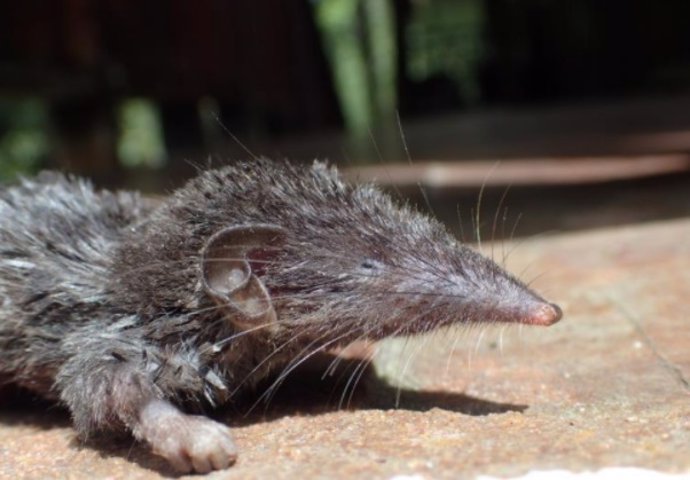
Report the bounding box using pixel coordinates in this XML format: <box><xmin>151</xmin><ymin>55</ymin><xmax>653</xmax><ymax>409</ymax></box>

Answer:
<box><xmin>523</xmin><ymin>302</ymin><xmax>563</xmax><ymax>326</ymax></box>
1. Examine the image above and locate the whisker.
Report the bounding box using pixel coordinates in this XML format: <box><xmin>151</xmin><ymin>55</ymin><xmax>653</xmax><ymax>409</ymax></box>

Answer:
<box><xmin>475</xmin><ymin>161</ymin><xmax>500</xmax><ymax>255</ymax></box>
<box><xmin>367</xmin><ymin>128</ymin><xmax>405</xmax><ymax>201</ymax></box>
<box><xmin>338</xmin><ymin>348</ymin><xmax>369</xmax><ymax>409</ymax></box>
<box><xmin>396</xmin><ymin>111</ymin><xmax>435</xmax><ymax>218</ymax></box>
<box><xmin>500</xmin><ymin>206</ymin><xmax>510</xmax><ymax>265</ymax></box>
<box><xmin>492</xmin><ymin>183</ymin><xmax>512</xmax><ymax>263</ymax></box>
<box><xmin>394</xmin><ymin>330</ymin><xmax>429</xmax><ymax>408</ymax></box>
<box><xmin>444</xmin><ymin>326</ymin><xmax>463</xmax><ymax>379</ymax></box>
<box><xmin>211</xmin><ymin>112</ymin><xmax>259</xmax><ymax>160</ymax></box>
<box><xmin>386</xmin><ymin>296</ymin><xmax>450</xmax><ymax>406</ymax></box>
<box><xmin>474</xmin><ymin>326</ymin><xmax>486</xmax><ymax>355</ymax></box>
<box><xmin>213</xmin><ymin>320</ymin><xmax>286</xmax><ymax>348</ymax></box>
<box><xmin>456</xmin><ymin>203</ymin><xmax>466</xmax><ymax>243</ymax></box>
<box><xmin>230</xmin><ymin>330</ymin><xmax>308</xmax><ymax>398</ymax></box>
<box><xmin>502</xmin><ymin>212</ymin><xmax>524</xmax><ymax>263</ymax></box>
<box><xmin>248</xmin><ymin>329</ymin><xmax>355</xmax><ymax>413</ymax></box>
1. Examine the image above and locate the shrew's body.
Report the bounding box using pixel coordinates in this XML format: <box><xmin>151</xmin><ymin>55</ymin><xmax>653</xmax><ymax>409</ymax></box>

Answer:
<box><xmin>0</xmin><ymin>160</ymin><xmax>561</xmax><ymax>473</ymax></box>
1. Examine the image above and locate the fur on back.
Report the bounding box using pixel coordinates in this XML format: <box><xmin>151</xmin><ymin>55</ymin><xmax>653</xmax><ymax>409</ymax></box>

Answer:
<box><xmin>0</xmin><ymin>172</ymin><xmax>151</xmax><ymax>391</ymax></box>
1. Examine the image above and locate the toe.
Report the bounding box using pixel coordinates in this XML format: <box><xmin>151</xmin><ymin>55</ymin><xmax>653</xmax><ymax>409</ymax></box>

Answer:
<box><xmin>191</xmin><ymin>454</ymin><xmax>213</xmax><ymax>474</ymax></box>
<box><xmin>166</xmin><ymin>449</ymin><xmax>193</xmax><ymax>474</ymax></box>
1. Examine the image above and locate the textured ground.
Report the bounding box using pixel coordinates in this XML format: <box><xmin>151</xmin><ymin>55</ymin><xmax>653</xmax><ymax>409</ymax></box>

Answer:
<box><xmin>1</xmin><ymin>218</ymin><xmax>689</xmax><ymax>480</ymax></box>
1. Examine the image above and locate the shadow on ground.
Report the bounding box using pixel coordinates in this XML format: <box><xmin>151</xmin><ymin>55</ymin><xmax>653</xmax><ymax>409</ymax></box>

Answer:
<box><xmin>0</xmin><ymin>352</ymin><xmax>525</xmax><ymax>476</ymax></box>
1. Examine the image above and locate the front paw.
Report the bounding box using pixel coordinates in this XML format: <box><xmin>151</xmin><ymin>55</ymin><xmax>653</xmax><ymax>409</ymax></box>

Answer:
<box><xmin>138</xmin><ymin>400</ymin><xmax>237</xmax><ymax>473</ymax></box>
<box><xmin>153</xmin><ymin>415</ymin><xmax>237</xmax><ymax>473</ymax></box>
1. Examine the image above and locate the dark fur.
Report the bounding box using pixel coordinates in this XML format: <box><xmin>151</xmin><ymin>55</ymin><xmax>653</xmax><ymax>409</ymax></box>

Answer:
<box><xmin>0</xmin><ymin>159</ymin><xmax>559</xmax><ymax>472</ymax></box>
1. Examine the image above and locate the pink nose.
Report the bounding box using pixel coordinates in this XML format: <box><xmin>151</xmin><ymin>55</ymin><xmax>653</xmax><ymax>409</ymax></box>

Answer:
<box><xmin>525</xmin><ymin>302</ymin><xmax>563</xmax><ymax>326</ymax></box>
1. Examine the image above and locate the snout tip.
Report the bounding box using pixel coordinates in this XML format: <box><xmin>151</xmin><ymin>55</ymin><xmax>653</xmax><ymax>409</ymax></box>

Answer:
<box><xmin>526</xmin><ymin>302</ymin><xmax>563</xmax><ymax>326</ymax></box>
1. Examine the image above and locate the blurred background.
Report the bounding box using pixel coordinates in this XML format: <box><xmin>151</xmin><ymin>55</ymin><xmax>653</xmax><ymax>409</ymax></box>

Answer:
<box><xmin>2</xmin><ymin>0</ymin><xmax>690</xmax><ymax>239</ymax></box>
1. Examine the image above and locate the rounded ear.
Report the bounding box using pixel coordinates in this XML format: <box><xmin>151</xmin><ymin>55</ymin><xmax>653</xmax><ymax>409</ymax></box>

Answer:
<box><xmin>201</xmin><ymin>224</ymin><xmax>286</xmax><ymax>331</ymax></box>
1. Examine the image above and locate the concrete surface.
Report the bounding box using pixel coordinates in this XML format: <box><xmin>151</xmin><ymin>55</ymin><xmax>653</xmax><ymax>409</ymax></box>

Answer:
<box><xmin>1</xmin><ymin>218</ymin><xmax>689</xmax><ymax>479</ymax></box>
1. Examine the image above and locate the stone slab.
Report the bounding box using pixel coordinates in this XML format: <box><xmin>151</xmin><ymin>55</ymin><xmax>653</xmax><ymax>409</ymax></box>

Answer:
<box><xmin>1</xmin><ymin>219</ymin><xmax>689</xmax><ymax>479</ymax></box>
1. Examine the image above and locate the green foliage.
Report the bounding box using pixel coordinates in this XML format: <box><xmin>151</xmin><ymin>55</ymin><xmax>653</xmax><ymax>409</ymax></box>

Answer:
<box><xmin>407</xmin><ymin>0</ymin><xmax>485</xmax><ymax>104</ymax></box>
<box><xmin>117</xmin><ymin>98</ymin><xmax>167</xmax><ymax>169</ymax></box>
<box><xmin>0</xmin><ymin>98</ymin><xmax>49</xmax><ymax>182</ymax></box>
<box><xmin>313</xmin><ymin>0</ymin><xmax>398</xmax><ymax>158</ymax></box>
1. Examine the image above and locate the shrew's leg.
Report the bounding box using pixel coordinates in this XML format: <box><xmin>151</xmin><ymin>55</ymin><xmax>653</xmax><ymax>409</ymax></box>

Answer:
<box><xmin>55</xmin><ymin>320</ymin><xmax>236</xmax><ymax>473</ymax></box>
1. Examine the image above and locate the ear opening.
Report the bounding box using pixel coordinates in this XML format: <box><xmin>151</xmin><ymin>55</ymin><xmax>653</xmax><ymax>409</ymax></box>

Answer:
<box><xmin>201</xmin><ymin>224</ymin><xmax>286</xmax><ymax>330</ymax></box>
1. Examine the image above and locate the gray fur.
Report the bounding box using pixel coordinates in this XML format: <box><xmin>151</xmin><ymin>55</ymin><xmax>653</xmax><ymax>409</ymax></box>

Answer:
<box><xmin>0</xmin><ymin>159</ymin><xmax>560</xmax><ymax>472</ymax></box>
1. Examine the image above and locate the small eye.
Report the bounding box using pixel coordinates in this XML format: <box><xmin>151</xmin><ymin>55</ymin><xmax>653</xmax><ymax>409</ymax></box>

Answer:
<box><xmin>360</xmin><ymin>259</ymin><xmax>382</xmax><ymax>270</ymax></box>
